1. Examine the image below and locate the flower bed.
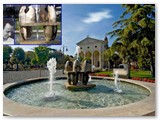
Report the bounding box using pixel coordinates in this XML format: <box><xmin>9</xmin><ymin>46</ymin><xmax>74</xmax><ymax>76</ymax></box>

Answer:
<box><xmin>90</xmin><ymin>73</ymin><xmax>155</xmax><ymax>83</ymax></box>
<box><xmin>132</xmin><ymin>77</ymin><xmax>155</xmax><ymax>83</ymax></box>
<box><xmin>89</xmin><ymin>73</ymin><xmax>110</xmax><ymax>77</ymax></box>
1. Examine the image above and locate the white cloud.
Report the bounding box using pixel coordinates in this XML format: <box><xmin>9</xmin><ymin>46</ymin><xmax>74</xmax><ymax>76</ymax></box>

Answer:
<box><xmin>74</xmin><ymin>26</ymin><xmax>85</xmax><ymax>32</ymax></box>
<box><xmin>82</xmin><ymin>10</ymin><xmax>113</xmax><ymax>24</ymax></box>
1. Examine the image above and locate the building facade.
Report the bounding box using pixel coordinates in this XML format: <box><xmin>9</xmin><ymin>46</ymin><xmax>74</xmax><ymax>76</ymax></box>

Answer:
<box><xmin>77</xmin><ymin>36</ymin><xmax>108</xmax><ymax>69</ymax></box>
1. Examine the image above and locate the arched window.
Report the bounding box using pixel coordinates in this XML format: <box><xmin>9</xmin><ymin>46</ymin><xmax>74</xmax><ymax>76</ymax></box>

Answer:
<box><xmin>93</xmin><ymin>51</ymin><xmax>99</xmax><ymax>67</ymax></box>
<box><xmin>85</xmin><ymin>51</ymin><xmax>91</xmax><ymax>60</ymax></box>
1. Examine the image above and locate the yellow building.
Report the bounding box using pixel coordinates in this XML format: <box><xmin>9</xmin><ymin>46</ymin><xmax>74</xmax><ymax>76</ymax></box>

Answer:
<box><xmin>77</xmin><ymin>36</ymin><xmax>108</xmax><ymax>70</ymax></box>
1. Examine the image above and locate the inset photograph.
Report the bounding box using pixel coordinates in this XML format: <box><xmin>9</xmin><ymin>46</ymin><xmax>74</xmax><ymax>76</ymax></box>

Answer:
<box><xmin>3</xmin><ymin>18</ymin><xmax>15</xmax><ymax>45</ymax></box>
<box><xmin>3</xmin><ymin>4</ymin><xmax>61</xmax><ymax>45</ymax></box>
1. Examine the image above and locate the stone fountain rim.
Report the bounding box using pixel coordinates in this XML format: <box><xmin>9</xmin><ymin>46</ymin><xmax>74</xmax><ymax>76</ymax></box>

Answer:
<box><xmin>3</xmin><ymin>76</ymin><xmax>155</xmax><ymax>116</ymax></box>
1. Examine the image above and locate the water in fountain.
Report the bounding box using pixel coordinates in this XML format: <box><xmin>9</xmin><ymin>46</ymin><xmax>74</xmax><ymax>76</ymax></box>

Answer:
<box><xmin>6</xmin><ymin>79</ymin><xmax>150</xmax><ymax>109</ymax></box>
<box><xmin>114</xmin><ymin>71</ymin><xmax>122</xmax><ymax>93</ymax></box>
<box><xmin>44</xmin><ymin>58</ymin><xmax>58</xmax><ymax>100</ymax></box>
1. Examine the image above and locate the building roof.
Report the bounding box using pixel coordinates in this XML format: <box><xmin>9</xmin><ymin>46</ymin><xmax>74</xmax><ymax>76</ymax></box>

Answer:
<box><xmin>76</xmin><ymin>36</ymin><xmax>105</xmax><ymax>45</ymax></box>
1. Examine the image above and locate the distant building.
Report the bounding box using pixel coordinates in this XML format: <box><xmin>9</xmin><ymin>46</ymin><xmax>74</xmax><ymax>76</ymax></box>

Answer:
<box><xmin>76</xmin><ymin>35</ymin><xmax>108</xmax><ymax>69</ymax></box>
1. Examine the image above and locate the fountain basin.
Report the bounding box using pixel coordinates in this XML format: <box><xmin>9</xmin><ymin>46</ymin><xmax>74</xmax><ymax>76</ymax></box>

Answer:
<box><xmin>3</xmin><ymin>77</ymin><xmax>155</xmax><ymax>116</ymax></box>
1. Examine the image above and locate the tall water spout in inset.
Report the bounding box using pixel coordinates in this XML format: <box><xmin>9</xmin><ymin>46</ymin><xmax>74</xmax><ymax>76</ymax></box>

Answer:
<box><xmin>45</xmin><ymin>58</ymin><xmax>57</xmax><ymax>99</ymax></box>
<box><xmin>114</xmin><ymin>71</ymin><xmax>122</xmax><ymax>93</ymax></box>
<box><xmin>35</xmin><ymin>5</ymin><xmax>39</xmax><ymax>40</ymax></box>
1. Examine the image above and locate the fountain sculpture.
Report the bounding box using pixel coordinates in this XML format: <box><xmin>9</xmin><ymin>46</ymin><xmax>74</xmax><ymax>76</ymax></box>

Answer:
<box><xmin>18</xmin><ymin>5</ymin><xmax>59</xmax><ymax>44</ymax></box>
<box><xmin>64</xmin><ymin>60</ymin><xmax>96</xmax><ymax>90</ymax></box>
<box><xmin>64</xmin><ymin>46</ymin><xmax>95</xmax><ymax>90</ymax></box>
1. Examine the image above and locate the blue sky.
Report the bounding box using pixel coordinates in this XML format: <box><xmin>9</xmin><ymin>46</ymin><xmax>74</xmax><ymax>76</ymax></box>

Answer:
<box><xmin>61</xmin><ymin>4</ymin><xmax>125</xmax><ymax>55</ymax></box>
<box><xmin>10</xmin><ymin>4</ymin><xmax>125</xmax><ymax>56</ymax></box>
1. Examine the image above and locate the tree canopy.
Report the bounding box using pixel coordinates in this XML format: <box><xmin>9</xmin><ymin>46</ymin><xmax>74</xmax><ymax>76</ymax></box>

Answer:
<box><xmin>12</xmin><ymin>47</ymin><xmax>25</xmax><ymax>63</ymax></box>
<box><xmin>34</xmin><ymin>46</ymin><xmax>50</xmax><ymax>65</ymax></box>
<box><xmin>11</xmin><ymin>47</ymin><xmax>25</xmax><ymax>70</ymax></box>
<box><xmin>3</xmin><ymin>45</ymin><xmax>12</xmax><ymax>64</ymax></box>
<box><xmin>106</xmin><ymin>4</ymin><xmax>155</xmax><ymax>77</ymax></box>
<box><xmin>34</xmin><ymin>46</ymin><xmax>50</xmax><ymax>76</ymax></box>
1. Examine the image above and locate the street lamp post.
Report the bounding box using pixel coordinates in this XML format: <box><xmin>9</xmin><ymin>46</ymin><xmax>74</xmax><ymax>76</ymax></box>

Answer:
<box><xmin>60</xmin><ymin>45</ymin><xmax>68</xmax><ymax>55</ymax></box>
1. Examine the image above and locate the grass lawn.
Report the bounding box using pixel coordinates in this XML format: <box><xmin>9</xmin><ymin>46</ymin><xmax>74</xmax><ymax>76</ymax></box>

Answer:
<box><xmin>96</xmin><ymin>70</ymin><xmax>155</xmax><ymax>80</ymax></box>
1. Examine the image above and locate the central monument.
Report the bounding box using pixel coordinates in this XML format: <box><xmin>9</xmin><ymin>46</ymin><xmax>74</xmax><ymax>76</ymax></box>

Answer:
<box><xmin>64</xmin><ymin>46</ymin><xmax>96</xmax><ymax>90</ymax></box>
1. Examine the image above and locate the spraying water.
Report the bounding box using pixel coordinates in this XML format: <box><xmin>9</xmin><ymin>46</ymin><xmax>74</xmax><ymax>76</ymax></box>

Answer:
<box><xmin>75</xmin><ymin>46</ymin><xmax>81</xmax><ymax>60</ymax></box>
<box><xmin>88</xmin><ymin>75</ymin><xmax>92</xmax><ymax>81</ymax></box>
<box><xmin>45</xmin><ymin>58</ymin><xmax>57</xmax><ymax>99</ymax></box>
<box><xmin>114</xmin><ymin>71</ymin><xmax>122</xmax><ymax>93</ymax></box>
<box><xmin>48</xmin><ymin>5</ymin><xmax>56</xmax><ymax>23</ymax></box>
<box><xmin>35</xmin><ymin>5</ymin><xmax>39</xmax><ymax>40</ymax></box>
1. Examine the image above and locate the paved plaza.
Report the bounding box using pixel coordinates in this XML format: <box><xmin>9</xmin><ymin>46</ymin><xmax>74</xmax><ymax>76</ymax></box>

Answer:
<box><xmin>3</xmin><ymin>69</ymin><xmax>66</xmax><ymax>84</ymax></box>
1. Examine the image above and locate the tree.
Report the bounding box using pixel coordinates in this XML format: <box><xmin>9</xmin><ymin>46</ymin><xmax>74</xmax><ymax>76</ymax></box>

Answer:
<box><xmin>122</xmin><ymin>4</ymin><xmax>155</xmax><ymax>77</ymax></box>
<box><xmin>103</xmin><ymin>48</ymin><xmax>112</xmax><ymax>70</ymax></box>
<box><xmin>31</xmin><ymin>58</ymin><xmax>38</xmax><ymax>67</ymax></box>
<box><xmin>11</xmin><ymin>47</ymin><xmax>25</xmax><ymax>71</ymax></box>
<box><xmin>3</xmin><ymin>5</ymin><xmax>19</xmax><ymax>18</ymax></box>
<box><xmin>107</xmin><ymin>4</ymin><xmax>155</xmax><ymax>77</ymax></box>
<box><xmin>3</xmin><ymin>45</ymin><xmax>12</xmax><ymax>64</ymax></box>
<box><xmin>106</xmin><ymin>31</ymin><xmax>133</xmax><ymax>78</ymax></box>
<box><xmin>48</xmin><ymin>50</ymin><xmax>68</xmax><ymax>69</ymax></box>
<box><xmin>34</xmin><ymin>46</ymin><xmax>49</xmax><ymax>76</ymax></box>
<box><xmin>25</xmin><ymin>51</ymin><xmax>36</xmax><ymax>68</ymax></box>
<box><xmin>103</xmin><ymin>48</ymin><xmax>121</xmax><ymax>70</ymax></box>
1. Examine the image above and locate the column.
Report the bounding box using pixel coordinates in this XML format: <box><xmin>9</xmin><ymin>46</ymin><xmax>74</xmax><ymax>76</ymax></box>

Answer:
<box><xmin>91</xmin><ymin>52</ymin><xmax>94</xmax><ymax>71</ymax></box>
<box><xmin>99</xmin><ymin>50</ymin><xmax>101</xmax><ymax>68</ymax></box>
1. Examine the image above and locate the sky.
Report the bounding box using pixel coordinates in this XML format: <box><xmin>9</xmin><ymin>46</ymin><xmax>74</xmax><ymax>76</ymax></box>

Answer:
<box><xmin>10</xmin><ymin>4</ymin><xmax>125</xmax><ymax>56</ymax></box>
<box><xmin>61</xmin><ymin>4</ymin><xmax>125</xmax><ymax>55</ymax></box>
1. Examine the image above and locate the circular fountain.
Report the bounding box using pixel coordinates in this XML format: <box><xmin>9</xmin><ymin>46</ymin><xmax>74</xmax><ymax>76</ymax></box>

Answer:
<box><xmin>4</xmin><ymin>78</ymin><xmax>150</xmax><ymax>108</ymax></box>
<box><xmin>3</xmin><ymin>76</ymin><xmax>155</xmax><ymax>116</ymax></box>
<box><xmin>3</xmin><ymin>58</ymin><xmax>155</xmax><ymax>116</ymax></box>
